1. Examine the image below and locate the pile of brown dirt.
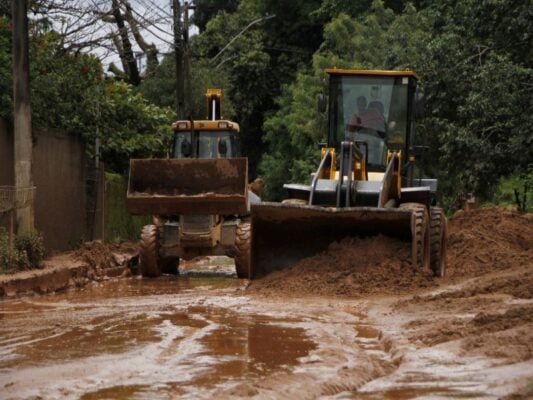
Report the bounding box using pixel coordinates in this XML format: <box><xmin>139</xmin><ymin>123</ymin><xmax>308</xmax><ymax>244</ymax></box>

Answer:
<box><xmin>248</xmin><ymin>207</ymin><xmax>532</xmax><ymax>298</ymax></box>
<box><xmin>248</xmin><ymin>235</ymin><xmax>435</xmax><ymax>297</ymax></box>
<box><xmin>446</xmin><ymin>208</ymin><xmax>533</xmax><ymax>278</ymax></box>
<box><xmin>74</xmin><ymin>241</ymin><xmax>137</xmax><ymax>272</ymax></box>
<box><xmin>391</xmin><ymin>208</ymin><xmax>533</xmax><ymax>365</ymax></box>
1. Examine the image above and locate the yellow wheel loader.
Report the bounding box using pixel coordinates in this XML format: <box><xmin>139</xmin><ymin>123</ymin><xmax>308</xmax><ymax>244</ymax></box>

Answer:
<box><xmin>127</xmin><ymin>89</ymin><xmax>256</xmax><ymax>278</ymax></box>
<box><xmin>250</xmin><ymin>69</ymin><xmax>447</xmax><ymax>279</ymax></box>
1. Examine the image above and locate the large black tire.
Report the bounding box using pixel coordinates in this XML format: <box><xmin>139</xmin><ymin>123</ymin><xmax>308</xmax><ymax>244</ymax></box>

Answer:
<box><xmin>399</xmin><ymin>203</ymin><xmax>430</xmax><ymax>269</ymax></box>
<box><xmin>152</xmin><ymin>220</ymin><xmax>179</xmax><ymax>275</ymax></box>
<box><xmin>234</xmin><ymin>221</ymin><xmax>251</xmax><ymax>279</ymax></box>
<box><xmin>139</xmin><ymin>225</ymin><xmax>161</xmax><ymax>277</ymax></box>
<box><xmin>430</xmin><ymin>207</ymin><xmax>447</xmax><ymax>277</ymax></box>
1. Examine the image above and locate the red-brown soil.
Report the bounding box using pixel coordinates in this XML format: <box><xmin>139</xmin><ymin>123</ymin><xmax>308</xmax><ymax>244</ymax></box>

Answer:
<box><xmin>446</xmin><ymin>208</ymin><xmax>532</xmax><ymax>279</ymax></box>
<box><xmin>0</xmin><ymin>241</ymin><xmax>137</xmax><ymax>297</ymax></box>
<box><xmin>248</xmin><ymin>207</ymin><xmax>533</xmax><ymax>395</ymax></box>
<box><xmin>248</xmin><ymin>235</ymin><xmax>435</xmax><ymax>297</ymax></box>
<box><xmin>248</xmin><ymin>207</ymin><xmax>533</xmax><ymax>297</ymax></box>
<box><xmin>73</xmin><ymin>240</ymin><xmax>138</xmax><ymax>274</ymax></box>
<box><xmin>0</xmin><ymin>207</ymin><xmax>531</xmax><ymax>398</ymax></box>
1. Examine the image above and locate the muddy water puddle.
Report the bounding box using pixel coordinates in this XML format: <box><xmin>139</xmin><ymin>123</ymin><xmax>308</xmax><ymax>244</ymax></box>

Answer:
<box><xmin>0</xmin><ymin>276</ymin><xmax>320</xmax><ymax>399</ymax></box>
<box><xmin>0</xmin><ymin>275</ymin><xmax>514</xmax><ymax>399</ymax></box>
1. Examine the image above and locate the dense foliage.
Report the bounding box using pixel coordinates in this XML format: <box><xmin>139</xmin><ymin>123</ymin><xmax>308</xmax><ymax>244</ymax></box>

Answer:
<box><xmin>0</xmin><ymin>17</ymin><xmax>174</xmax><ymax>173</ymax></box>
<box><xmin>0</xmin><ymin>228</ymin><xmax>46</xmax><ymax>273</ymax></box>
<box><xmin>1</xmin><ymin>0</ymin><xmax>531</xmax><ymax>209</ymax></box>
<box><xmin>253</xmin><ymin>0</ymin><xmax>533</xmax><ymax>205</ymax></box>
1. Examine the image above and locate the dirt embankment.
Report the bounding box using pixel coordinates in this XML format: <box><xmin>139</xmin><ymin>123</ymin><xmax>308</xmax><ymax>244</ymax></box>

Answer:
<box><xmin>248</xmin><ymin>207</ymin><xmax>533</xmax><ymax>297</ymax></box>
<box><xmin>248</xmin><ymin>208</ymin><xmax>533</xmax><ymax>383</ymax></box>
<box><xmin>0</xmin><ymin>241</ymin><xmax>137</xmax><ymax>297</ymax></box>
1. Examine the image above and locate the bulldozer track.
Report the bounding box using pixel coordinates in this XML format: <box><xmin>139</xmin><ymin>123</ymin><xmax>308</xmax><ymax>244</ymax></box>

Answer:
<box><xmin>430</xmin><ymin>207</ymin><xmax>447</xmax><ymax>277</ymax></box>
<box><xmin>234</xmin><ymin>221</ymin><xmax>251</xmax><ymax>279</ymax></box>
<box><xmin>139</xmin><ymin>225</ymin><xmax>161</xmax><ymax>277</ymax></box>
<box><xmin>400</xmin><ymin>203</ymin><xmax>429</xmax><ymax>269</ymax></box>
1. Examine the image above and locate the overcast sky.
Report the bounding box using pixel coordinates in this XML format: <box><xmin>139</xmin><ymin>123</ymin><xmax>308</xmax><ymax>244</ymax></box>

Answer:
<box><xmin>38</xmin><ymin>0</ymin><xmax>198</xmax><ymax>74</ymax></box>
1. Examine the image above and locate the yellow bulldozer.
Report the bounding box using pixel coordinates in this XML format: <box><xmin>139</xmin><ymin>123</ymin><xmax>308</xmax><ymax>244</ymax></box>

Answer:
<box><xmin>250</xmin><ymin>69</ymin><xmax>447</xmax><ymax>279</ymax></box>
<box><xmin>126</xmin><ymin>89</ymin><xmax>255</xmax><ymax>278</ymax></box>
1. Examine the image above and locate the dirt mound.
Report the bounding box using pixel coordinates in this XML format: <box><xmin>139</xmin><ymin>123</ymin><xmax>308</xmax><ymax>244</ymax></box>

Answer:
<box><xmin>446</xmin><ymin>208</ymin><xmax>533</xmax><ymax>278</ymax></box>
<box><xmin>248</xmin><ymin>207</ymin><xmax>532</xmax><ymax>298</ymax></box>
<box><xmin>74</xmin><ymin>241</ymin><xmax>137</xmax><ymax>271</ymax></box>
<box><xmin>248</xmin><ymin>235</ymin><xmax>435</xmax><ymax>297</ymax></box>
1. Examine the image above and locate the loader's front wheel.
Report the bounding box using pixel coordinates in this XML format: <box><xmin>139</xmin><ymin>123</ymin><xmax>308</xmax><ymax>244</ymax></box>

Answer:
<box><xmin>399</xmin><ymin>203</ymin><xmax>430</xmax><ymax>269</ymax></box>
<box><xmin>139</xmin><ymin>224</ymin><xmax>161</xmax><ymax>277</ymax></box>
<box><xmin>430</xmin><ymin>207</ymin><xmax>447</xmax><ymax>277</ymax></box>
<box><xmin>234</xmin><ymin>221</ymin><xmax>251</xmax><ymax>279</ymax></box>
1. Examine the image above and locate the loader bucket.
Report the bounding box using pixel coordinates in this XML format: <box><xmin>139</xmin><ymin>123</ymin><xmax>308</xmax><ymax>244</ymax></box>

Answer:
<box><xmin>250</xmin><ymin>202</ymin><xmax>414</xmax><ymax>279</ymax></box>
<box><xmin>127</xmin><ymin>158</ymin><xmax>248</xmax><ymax>216</ymax></box>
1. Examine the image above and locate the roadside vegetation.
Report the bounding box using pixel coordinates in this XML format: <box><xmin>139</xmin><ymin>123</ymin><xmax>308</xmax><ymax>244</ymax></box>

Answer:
<box><xmin>0</xmin><ymin>0</ymin><xmax>533</xmax><ymax>203</ymax></box>
<box><xmin>0</xmin><ymin>228</ymin><xmax>46</xmax><ymax>273</ymax></box>
<box><xmin>0</xmin><ymin>0</ymin><xmax>531</xmax><ymax>208</ymax></box>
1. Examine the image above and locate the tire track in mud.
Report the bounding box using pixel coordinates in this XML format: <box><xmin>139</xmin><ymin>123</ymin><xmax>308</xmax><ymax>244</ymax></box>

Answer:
<box><xmin>0</xmin><ymin>280</ymin><xmax>400</xmax><ymax>400</ymax></box>
<box><xmin>211</xmin><ymin>299</ymin><xmax>400</xmax><ymax>399</ymax></box>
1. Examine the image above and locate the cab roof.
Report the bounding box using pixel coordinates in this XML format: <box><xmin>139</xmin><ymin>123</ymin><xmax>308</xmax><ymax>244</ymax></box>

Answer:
<box><xmin>172</xmin><ymin>119</ymin><xmax>240</xmax><ymax>132</ymax></box>
<box><xmin>325</xmin><ymin>68</ymin><xmax>420</xmax><ymax>81</ymax></box>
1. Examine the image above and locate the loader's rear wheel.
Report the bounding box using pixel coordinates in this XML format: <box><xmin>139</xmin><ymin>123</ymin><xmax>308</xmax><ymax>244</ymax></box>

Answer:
<box><xmin>399</xmin><ymin>203</ymin><xmax>430</xmax><ymax>269</ymax></box>
<box><xmin>139</xmin><ymin>224</ymin><xmax>161</xmax><ymax>277</ymax></box>
<box><xmin>430</xmin><ymin>207</ymin><xmax>447</xmax><ymax>277</ymax></box>
<box><xmin>234</xmin><ymin>221</ymin><xmax>251</xmax><ymax>279</ymax></box>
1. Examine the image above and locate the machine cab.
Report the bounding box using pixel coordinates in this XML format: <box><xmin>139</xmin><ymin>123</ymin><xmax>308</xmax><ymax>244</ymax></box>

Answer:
<box><xmin>171</xmin><ymin>89</ymin><xmax>240</xmax><ymax>159</ymax></box>
<box><xmin>172</xmin><ymin>120</ymin><xmax>239</xmax><ymax>159</ymax></box>
<box><xmin>326</xmin><ymin>69</ymin><xmax>419</xmax><ymax>171</ymax></box>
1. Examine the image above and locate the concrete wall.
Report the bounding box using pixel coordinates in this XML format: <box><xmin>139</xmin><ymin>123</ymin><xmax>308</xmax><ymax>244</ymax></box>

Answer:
<box><xmin>0</xmin><ymin>120</ymin><xmax>90</xmax><ymax>250</ymax></box>
<box><xmin>33</xmin><ymin>130</ymin><xmax>88</xmax><ymax>250</ymax></box>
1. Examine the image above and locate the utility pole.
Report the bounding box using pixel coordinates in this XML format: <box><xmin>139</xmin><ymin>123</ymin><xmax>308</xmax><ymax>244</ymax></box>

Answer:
<box><xmin>183</xmin><ymin>1</ymin><xmax>191</xmax><ymax>118</ymax></box>
<box><xmin>173</xmin><ymin>1</ymin><xmax>195</xmax><ymax>120</ymax></box>
<box><xmin>11</xmin><ymin>0</ymin><xmax>34</xmax><ymax>234</ymax></box>
<box><xmin>173</xmin><ymin>0</ymin><xmax>184</xmax><ymax>119</ymax></box>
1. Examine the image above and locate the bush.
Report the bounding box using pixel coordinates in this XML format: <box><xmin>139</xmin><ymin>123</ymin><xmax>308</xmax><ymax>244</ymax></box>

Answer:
<box><xmin>0</xmin><ymin>228</ymin><xmax>46</xmax><ymax>273</ymax></box>
<box><xmin>15</xmin><ymin>231</ymin><xmax>46</xmax><ymax>267</ymax></box>
<box><xmin>104</xmin><ymin>172</ymin><xmax>149</xmax><ymax>242</ymax></box>
<box><xmin>492</xmin><ymin>167</ymin><xmax>532</xmax><ymax>213</ymax></box>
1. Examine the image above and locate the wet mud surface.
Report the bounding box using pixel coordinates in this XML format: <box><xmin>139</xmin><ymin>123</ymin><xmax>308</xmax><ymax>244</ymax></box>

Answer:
<box><xmin>1</xmin><ymin>207</ymin><xmax>532</xmax><ymax>399</ymax></box>
<box><xmin>1</xmin><ymin>277</ymin><xmax>392</xmax><ymax>399</ymax></box>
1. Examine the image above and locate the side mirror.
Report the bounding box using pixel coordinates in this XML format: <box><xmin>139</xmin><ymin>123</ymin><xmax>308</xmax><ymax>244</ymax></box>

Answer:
<box><xmin>317</xmin><ymin>93</ymin><xmax>327</xmax><ymax>113</ymax></box>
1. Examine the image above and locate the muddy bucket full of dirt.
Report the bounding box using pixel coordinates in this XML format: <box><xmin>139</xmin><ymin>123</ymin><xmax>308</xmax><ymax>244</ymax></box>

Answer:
<box><xmin>250</xmin><ymin>202</ymin><xmax>416</xmax><ymax>279</ymax></box>
<box><xmin>127</xmin><ymin>158</ymin><xmax>248</xmax><ymax>216</ymax></box>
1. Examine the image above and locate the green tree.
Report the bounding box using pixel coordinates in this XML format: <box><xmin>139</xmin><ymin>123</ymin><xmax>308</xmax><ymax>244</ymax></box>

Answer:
<box><xmin>259</xmin><ymin>1</ymin><xmax>423</xmax><ymax>199</ymax></box>
<box><xmin>413</xmin><ymin>0</ymin><xmax>533</xmax><ymax>204</ymax></box>
<box><xmin>259</xmin><ymin>0</ymin><xmax>533</xmax><ymax>207</ymax></box>
<box><xmin>192</xmin><ymin>0</ymin><xmax>239</xmax><ymax>33</ymax></box>
<box><xmin>0</xmin><ymin>21</ymin><xmax>174</xmax><ymax>174</ymax></box>
<box><xmin>192</xmin><ymin>2</ymin><xmax>272</xmax><ymax>177</ymax></box>
<box><xmin>139</xmin><ymin>56</ymin><xmax>235</xmax><ymax>121</ymax></box>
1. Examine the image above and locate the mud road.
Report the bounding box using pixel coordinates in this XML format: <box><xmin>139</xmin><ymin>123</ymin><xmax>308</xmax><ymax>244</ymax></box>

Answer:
<box><xmin>0</xmin><ymin>208</ymin><xmax>532</xmax><ymax>399</ymax></box>
<box><xmin>0</xmin><ymin>275</ymin><xmax>394</xmax><ymax>399</ymax></box>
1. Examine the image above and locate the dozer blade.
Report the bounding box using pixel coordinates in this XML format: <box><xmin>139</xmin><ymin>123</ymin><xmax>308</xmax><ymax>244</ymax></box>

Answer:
<box><xmin>250</xmin><ymin>202</ymin><xmax>413</xmax><ymax>279</ymax></box>
<box><xmin>127</xmin><ymin>158</ymin><xmax>248</xmax><ymax>216</ymax></box>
